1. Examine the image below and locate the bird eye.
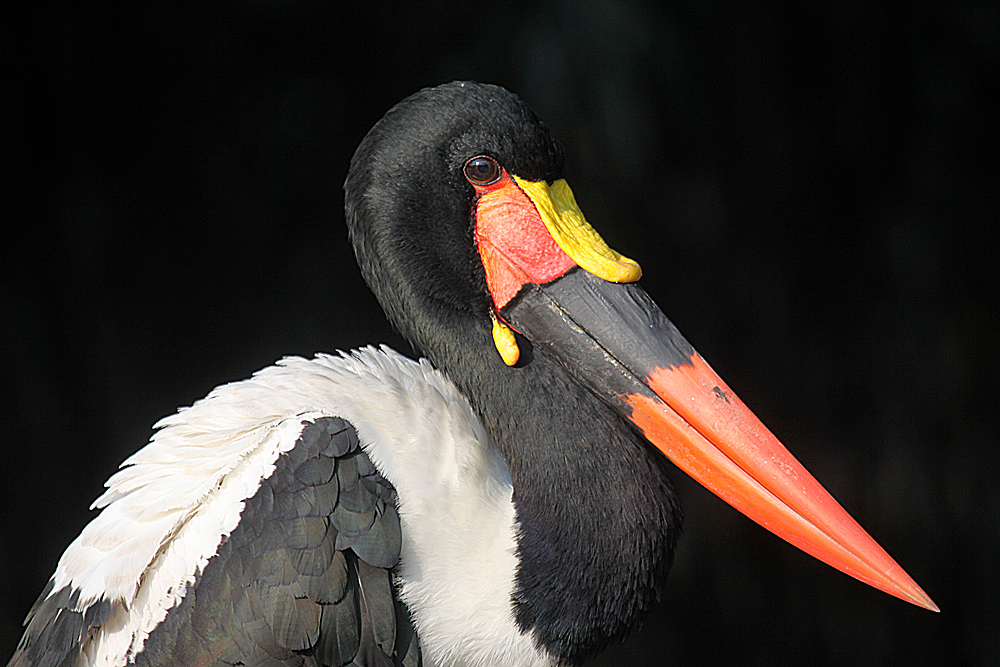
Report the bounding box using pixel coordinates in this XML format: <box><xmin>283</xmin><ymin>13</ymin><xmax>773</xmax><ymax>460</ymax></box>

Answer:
<box><xmin>463</xmin><ymin>156</ymin><xmax>502</xmax><ymax>186</ymax></box>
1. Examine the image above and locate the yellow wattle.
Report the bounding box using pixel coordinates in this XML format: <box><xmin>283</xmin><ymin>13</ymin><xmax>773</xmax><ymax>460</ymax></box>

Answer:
<box><xmin>491</xmin><ymin>313</ymin><xmax>520</xmax><ymax>366</ymax></box>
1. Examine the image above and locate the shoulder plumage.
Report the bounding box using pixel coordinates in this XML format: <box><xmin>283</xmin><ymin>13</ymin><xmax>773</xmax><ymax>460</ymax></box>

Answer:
<box><xmin>10</xmin><ymin>348</ymin><xmax>434</xmax><ymax>667</ymax></box>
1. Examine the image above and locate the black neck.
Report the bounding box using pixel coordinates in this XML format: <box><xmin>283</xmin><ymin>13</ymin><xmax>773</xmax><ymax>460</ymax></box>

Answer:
<box><xmin>422</xmin><ymin>314</ymin><xmax>682</xmax><ymax>664</ymax></box>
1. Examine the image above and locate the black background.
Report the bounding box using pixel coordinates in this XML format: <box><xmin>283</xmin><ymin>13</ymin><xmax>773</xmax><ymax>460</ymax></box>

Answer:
<box><xmin>3</xmin><ymin>2</ymin><xmax>997</xmax><ymax>665</ymax></box>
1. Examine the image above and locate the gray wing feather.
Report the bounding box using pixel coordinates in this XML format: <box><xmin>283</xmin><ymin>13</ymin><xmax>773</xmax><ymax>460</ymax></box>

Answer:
<box><xmin>9</xmin><ymin>416</ymin><xmax>420</xmax><ymax>667</ymax></box>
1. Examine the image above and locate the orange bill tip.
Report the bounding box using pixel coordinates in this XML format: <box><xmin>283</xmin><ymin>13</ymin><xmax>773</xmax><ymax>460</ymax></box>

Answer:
<box><xmin>625</xmin><ymin>354</ymin><xmax>938</xmax><ymax>611</ymax></box>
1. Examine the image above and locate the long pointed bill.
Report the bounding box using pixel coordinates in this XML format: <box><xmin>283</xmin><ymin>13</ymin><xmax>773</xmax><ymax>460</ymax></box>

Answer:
<box><xmin>471</xmin><ymin>170</ymin><xmax>938</xmax><ymax>611</ymax></box>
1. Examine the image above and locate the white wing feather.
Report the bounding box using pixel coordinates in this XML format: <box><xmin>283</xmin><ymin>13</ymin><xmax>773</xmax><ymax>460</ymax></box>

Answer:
<box><xmin>43</xmin><ymin>347</ymin><xmax>551</xmax><ymax>667</ymax></box>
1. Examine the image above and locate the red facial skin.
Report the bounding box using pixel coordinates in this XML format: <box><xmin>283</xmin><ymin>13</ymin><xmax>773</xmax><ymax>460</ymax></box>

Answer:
<box><xmin>473</xmin><ymin>170</ymin><xmax>576</xmax><ymax>311</ymax></box>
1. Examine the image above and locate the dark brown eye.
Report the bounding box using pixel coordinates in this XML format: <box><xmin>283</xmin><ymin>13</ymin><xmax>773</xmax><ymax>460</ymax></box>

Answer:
<box><xmin>463</xmin><ymin>156</ymin><xmax>502</xmax><ymax>186</ymax></box>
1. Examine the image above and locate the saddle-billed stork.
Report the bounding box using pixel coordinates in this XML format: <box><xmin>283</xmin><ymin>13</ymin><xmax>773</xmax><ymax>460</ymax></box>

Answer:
<box><xmin>9</xmin><ymin>82</ymin><xmax>936</xmax><ymax>667</ymax></box>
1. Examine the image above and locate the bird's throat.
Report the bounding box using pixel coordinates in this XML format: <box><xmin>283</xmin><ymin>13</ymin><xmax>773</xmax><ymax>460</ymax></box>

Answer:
<box><xmin>429</xmin><ymin>330</ymin><xmax>682</xmax><ymax>663</ymax></box>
